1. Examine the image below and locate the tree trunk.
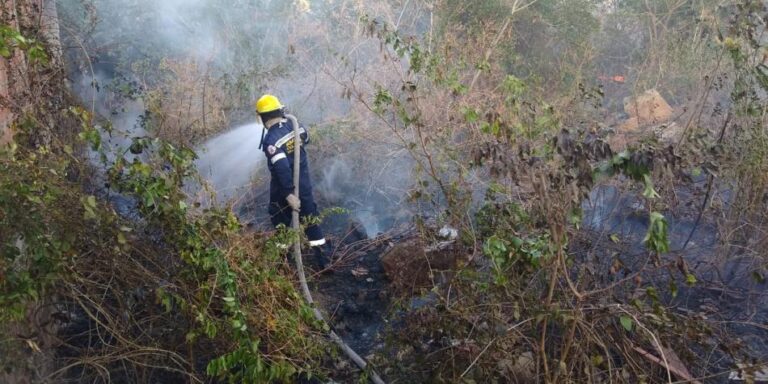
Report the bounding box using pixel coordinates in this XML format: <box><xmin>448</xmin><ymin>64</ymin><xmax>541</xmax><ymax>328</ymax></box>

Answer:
<box><xmin>41</xmin><ymin>0</ymin><xmax>62</xmax><ymax>67</ymax></box>
<box><xmin>0</xmin><ymin>0</ymin><xmax>62</xmax><ymax>146</ymax></box>
<box><xmin>1</xmin><ymin>0</ymin><xmax>23</xmax><ymax>145</ymax></box>
<box><xmin>0</xmin><ymin>55</ymin><xmax>14</xmax><ymax>145</ymax></box>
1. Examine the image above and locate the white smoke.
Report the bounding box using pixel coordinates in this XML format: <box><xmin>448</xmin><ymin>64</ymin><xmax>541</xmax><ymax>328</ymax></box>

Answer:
<box><xmin>61</xmin><ymin>0</ymin><xmax>419</xmax><ymax>231</ymax></box>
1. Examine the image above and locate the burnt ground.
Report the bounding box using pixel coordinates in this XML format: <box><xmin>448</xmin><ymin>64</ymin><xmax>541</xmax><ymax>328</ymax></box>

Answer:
<box><xmin>238</xmin><ymin>176</ymin><xmax>768</xmax><ymax>382</ymax></box>
<box><xmin>238</xmin><ymin>185</ymin><xmax>410</xmax><ymax>358</ymax></box>
<box><xmin>581</xmin><ymin>183</ymin><xmax>768</xmax><ymax>381</ymax></box>
<box><xmin>308</xmin><ymin>212</ymin><xmax>396</xmax><ymax>356</ymax></box>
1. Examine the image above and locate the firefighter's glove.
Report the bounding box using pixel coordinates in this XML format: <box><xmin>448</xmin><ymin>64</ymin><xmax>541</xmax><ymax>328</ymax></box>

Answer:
<box><xmin>286</xmin><ymin>194</ymin><xmax>301</xmax><ymax>211</ymax></box>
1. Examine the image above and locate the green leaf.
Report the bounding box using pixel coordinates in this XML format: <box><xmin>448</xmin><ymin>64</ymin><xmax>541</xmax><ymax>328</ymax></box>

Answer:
<box><xmin>691</xmin><ymin>167</ymin><xmax>702</xmax><ymax>177</ymax></box>
<box><xmin>185</xmin><ymin>331</ymin><xmax>198</xmax><ymax>343</ymax></box>
<box><xmin>609</xmin><ymin>234</ymin><xmax>620</xmax><ymax>243</ymax></box>
<box><xmin>669</xmin><ymin>280</ymin><xmax>678</xmax><ymax>298</ymax></box>
<box><xmin>619</xmin><ymin>316</ymin><xmax>633</xmax><ymax>332</ymax></box>
<box><xmin>502</xmin><ymin>75</ymin><xmax>526</xmax><ymax>98</ymax></box>
<box><xmin>161</xmin><ymin>295</ymin><xmax>172</xmax><ymax>312</ymax></box>
<box><xmin>461</xmin><ymin>107</ymin><xmax>479</xmax><ymax>123</ymax></box>
<box><xmin>373</xmin><ymin>87</ymin><xmax>393</xmax><ymax>113</ymax></box>
<box><xmin>643</xmin><ymin>212</ymin><xmax>669</xmax><ymax>253</ymax></box>
<box><xmin>568</xmin><ymin>207</ymin><xmax>582</xmax><ymax>229</ymax></box>
<box><xmin>81</xmin><ymin>196</ymin><xmax>98</xmax><ymax>220</ymax></box>
<box><xmin>642</xmin><ymin>174</ymin><xmax>660</xmax><ymax>199</ymax></box>
<box><xmin>685</xmin><ymin>273</ymin><xmax>697</xmax><ymax>286</ymax></box>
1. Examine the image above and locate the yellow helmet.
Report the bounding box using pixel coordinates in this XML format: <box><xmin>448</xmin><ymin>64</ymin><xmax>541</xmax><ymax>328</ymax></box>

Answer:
<box><xmin>255</xmin><ymin>94</ymin><xmax>284</xmax><ymax>114</ymax></box>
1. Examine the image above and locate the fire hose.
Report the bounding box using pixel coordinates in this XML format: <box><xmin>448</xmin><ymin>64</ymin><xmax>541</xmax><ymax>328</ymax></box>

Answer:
<box><xmin>286</xmin><ymin>114</ymin><xmax>386</xmax><ymax>384</ymax></box>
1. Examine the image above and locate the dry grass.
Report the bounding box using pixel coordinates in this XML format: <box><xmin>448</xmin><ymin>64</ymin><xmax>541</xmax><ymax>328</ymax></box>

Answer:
<box><xmin>142</xmin><ymin>58</ymin><xmax>229</xmax><ymax>147</ymax></box>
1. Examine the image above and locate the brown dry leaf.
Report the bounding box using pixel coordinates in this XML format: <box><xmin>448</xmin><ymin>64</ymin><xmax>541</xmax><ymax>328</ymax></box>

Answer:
<box><xmin>633</xmin><ymin>345</ymin><xmax>701</xmax><ymax>384</ymax></box>
<box><xmin>25</xmin><ymin>339</ymin><xmax>42</xmax><ymax>353</ymax></box>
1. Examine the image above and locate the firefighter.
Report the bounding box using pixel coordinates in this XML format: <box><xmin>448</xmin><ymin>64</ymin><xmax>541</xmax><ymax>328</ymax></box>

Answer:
<box><xmin>256</xmin><ymin>94</ymin><xmax>332</xmax><ymax>269</ymax></box>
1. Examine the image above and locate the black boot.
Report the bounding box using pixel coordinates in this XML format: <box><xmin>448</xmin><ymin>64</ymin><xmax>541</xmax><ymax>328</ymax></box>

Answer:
<box><xmin>313</xmin><ymin>243</ymin><xmax>333</xmax><ymax>271</ymax></box>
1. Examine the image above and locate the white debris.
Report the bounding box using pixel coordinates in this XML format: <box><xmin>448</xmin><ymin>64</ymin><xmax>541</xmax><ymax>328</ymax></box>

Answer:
<box><xmin>438</xmin><ymin>225</ymin><xmax>458</xmax><ymax>240</ymax></box>
<box><xmin>729</xmin><ymin>364</ymin><xmax>768</xmax><ymax>382</ymax></box>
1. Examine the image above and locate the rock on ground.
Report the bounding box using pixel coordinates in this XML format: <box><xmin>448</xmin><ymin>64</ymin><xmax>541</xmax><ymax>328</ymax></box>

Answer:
<box><xmin>380</xmin><ymin>236</ymin><xmax>458</xmax><ymax>296</ymax></box>
<box><xmin>621</xmin><ymin>88</ymin><xmax>673</xmax><ymax>131</ymax></box>
<box><xmin>610</xmin><ymin>89</ymin><xmax>683</xmax><ymax>150</ymax></box>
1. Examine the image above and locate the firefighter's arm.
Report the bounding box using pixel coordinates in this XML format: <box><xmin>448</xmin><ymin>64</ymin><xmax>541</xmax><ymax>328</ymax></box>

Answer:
<box><xmin>264</xmin><ymin>144</ymin><xmax>294</xmax><ymax>197</ymax></box>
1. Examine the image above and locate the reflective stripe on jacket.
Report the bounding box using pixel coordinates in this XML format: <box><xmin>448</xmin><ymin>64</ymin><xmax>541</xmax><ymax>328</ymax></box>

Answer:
<box><xmin>261</xmin><ymin>118</ymin><xmax>312</xmax><ymax>204</ymax></box>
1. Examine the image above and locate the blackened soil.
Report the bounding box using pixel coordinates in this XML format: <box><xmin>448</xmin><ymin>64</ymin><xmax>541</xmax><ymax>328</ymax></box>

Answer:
<box><xmin>309</xmin><ymin>212</ymin><xmax>401</xmax><ymax>356</ymax></box>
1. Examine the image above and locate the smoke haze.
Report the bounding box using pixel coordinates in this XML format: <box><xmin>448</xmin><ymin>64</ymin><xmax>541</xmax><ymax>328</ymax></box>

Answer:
<box><xmin>61</xmin><ymin>0</ymin><xmax>423</xmax><ymax>232</ymax></box>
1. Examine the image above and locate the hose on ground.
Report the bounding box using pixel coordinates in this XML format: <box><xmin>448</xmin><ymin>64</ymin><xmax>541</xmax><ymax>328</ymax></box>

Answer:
<box><xmin>286</xmin><ymin>114</ymin><xmax>386</xmax><ymax>384</ymax></box>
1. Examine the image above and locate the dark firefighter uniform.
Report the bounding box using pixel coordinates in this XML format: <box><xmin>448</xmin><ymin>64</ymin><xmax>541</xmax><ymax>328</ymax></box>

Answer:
<box><xmin>261</xmin><ymin>118</ymin><xmax>326</xmax><ymax>247</ymax></box>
